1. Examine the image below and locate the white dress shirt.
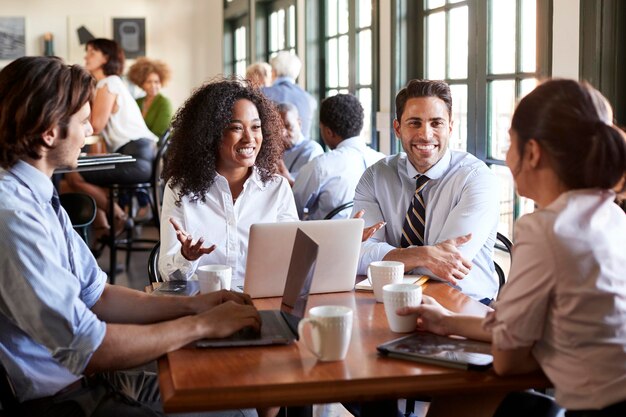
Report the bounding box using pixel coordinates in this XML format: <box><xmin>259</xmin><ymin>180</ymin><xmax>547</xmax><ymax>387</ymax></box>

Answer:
<box><xmin>353</xmin><ymin>150</ymin><xmax>500</xmax><ymax>301</ymax></box>
<box><xmin>483</xmin><ymin>190</ymin><xmax>626</xmax><ymax>410</ymax></box>
<box><xmin>159</xmin><ymin>168</ymin><xmax>298</xmax><ymax>290</ymax></box>
<box><xmin>293</xmin><ymin>137</ymin><xmax>385</xmax><ymax>220</ymax></box>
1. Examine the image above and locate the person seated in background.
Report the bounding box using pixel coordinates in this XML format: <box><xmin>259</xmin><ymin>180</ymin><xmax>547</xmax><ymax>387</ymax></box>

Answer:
<box><xmin>127</xmin><ymin>57</ymin><xmax>174</xmax><ymax>139</ymax></box>
<box><xmin>158</xmin><ymin>78</ymin><xmax>298</xmax><ymax>290</ymax></box>
<box><xmin>262</xmin><ymin>51</ymin><xmax>317</xmax><ymax>140</ymax></box>
<box><xmin>63</xmin><ymin>38</ymin><xmax>158</xmax><ymax>237</ymax></box>
<box><xmin>292</xmin><ymin>94</ymin><xmax>384</xmax><ymax>220</ymax></box>
<box><xmin>276</xmin><ymin>102</ymin><xmax>324</xmax><ymax>185</ymax></box>
<box><xmin>246</xmin><ymin>62</ymin><xmax>272</xmax><ymax>88</ymax></box>
<box><xmin>354</xmin><ymin>79</ymin><xmax>500</xmax><ymax>303</ymax></box>
<box><xmin>398</xmin><ymin>79</ymin><xmax>626</xmax><ymax>417</ymax></box>
<box><xmin>0</xmin><ymin>56</ymin><xmax>259</xmax><ymax>417</ymax></box>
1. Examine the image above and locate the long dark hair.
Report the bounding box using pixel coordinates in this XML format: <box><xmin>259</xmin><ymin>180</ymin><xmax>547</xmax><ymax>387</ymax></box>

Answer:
<box><xmin>86</xmin><ymin>38</ymin><xmax>125</xmax><ymax>76</ymax></box>
<box><xmin>511</xmin><ymin>79</ymin><xmax>626</xmax><ymax>193</ymax></box>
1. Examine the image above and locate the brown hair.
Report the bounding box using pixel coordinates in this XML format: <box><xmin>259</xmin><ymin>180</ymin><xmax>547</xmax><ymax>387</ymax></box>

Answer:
<box><xmin>86</xmin><ymin>38</ymin><xmax>125</xmax><ymax>76</ymax></box>
<box><xmin>127</xmin><ymin>57</ymin><xmax>172</xmax><ymax>87</ymax></box>
<box><xmin>395</xmin><ymin>79</ymin><xmax>453</xmax><ymax>121</ymax></box>
<box><xmin>0</xmin><ymin>56</ymin><xmax>94</xmax><ymax>168</ymax></box>
<box><xmin>511</xmin><ymin>79</ymin><xmax>626</xmax><ymax>193</ymax></box>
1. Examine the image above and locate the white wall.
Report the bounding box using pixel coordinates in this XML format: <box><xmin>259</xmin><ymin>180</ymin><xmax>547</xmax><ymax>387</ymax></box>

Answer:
<box><xmin>0</xmin><ymin>0</ymin><xmax>224</xmax><ymax>110</ymax></box>
<box><xmin>552</xmin><ymin>0</ymin><xmax>580</xmax><ymax>79</ymax></box>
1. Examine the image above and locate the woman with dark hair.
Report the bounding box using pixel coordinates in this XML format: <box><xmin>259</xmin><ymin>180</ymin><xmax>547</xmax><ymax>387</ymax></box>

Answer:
<box><xmin>397</xmin><ymin>79</ymin><xmax>626</xmax><ymax>416</ymax></box>
<box><xmin>158</xmin><ymin>78</ymin><xmax>298</xmax><ymax>289</ymax></box>
<box><xmin>64</xmin><ymin>38</ymin><xmax>158</xmax><ymax>234</ymax></box>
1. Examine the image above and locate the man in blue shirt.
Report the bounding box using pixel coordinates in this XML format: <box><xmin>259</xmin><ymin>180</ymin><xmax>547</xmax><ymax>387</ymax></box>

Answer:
<box><xmin>353</xmin><ymin>79</ymin><xmax>500</xmax><ymax>302</ymax></box>
<box><xmin>293</xmin><ymin>94</ymin><xmax>384</xmax><ymax>220</ymax></box>
<box><xmin>262</xmin><ymin>52</ymin><xmax>317</xmax><ymax>139</ymax></box>
<box><xmin>0</xmin><ymin>56</ymin><xmax>259</xmax><ymax>417</ymax></box>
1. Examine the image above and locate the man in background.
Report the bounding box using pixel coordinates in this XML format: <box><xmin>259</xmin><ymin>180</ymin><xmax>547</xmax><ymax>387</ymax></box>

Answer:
<box><xmin>293</xmin><ymin>94</ymin><xmax>384</xmax><ymax>220</ymax></box>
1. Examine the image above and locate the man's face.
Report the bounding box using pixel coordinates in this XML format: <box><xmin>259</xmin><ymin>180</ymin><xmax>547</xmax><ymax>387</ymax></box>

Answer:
<box><xmin>280</xmin><ymin>109</ymin><xmax>301</xmax><ymax>149</ymax></box>
<box><xmin>49</xmin><ymin>102</ymin><xmax>93</xmax><ymax>170</ymax></box>
<box><xmin>394</xmin><ymin>97</ymin><xmax>452</xmax><ymax>173</ymax></box>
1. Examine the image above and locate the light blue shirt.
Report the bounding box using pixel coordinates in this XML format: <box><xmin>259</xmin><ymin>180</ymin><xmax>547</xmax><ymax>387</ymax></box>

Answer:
<box><xmin>353</xmin><ymin>150</ymin><xmax>500</xmax><ymax>301</ymax></box>
<box><xmin>0</xmin><ymin>161</ymin><xmax>107</xmax><ymax>401</ymax></box>
<box><xmin>262</xmin><ymin>76</ymin><xmax>318</xmax><ymax>139</ymax></box>
<box><xmin>283</xmin><ymin>133</ymin><xmax>324</xmax><ymax>180</ymax></box>
<box><xmin>293</xmin><ymin>137</ymin><xmax>385</xmax><ymax>220</ymax></box>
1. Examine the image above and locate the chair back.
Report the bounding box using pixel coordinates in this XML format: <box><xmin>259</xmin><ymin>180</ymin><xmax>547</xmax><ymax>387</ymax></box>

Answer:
<box><xmin>494</xmin><ymin>232</ymin><xmax>514</xmax><ymax>292</ymax></box>
<box><xmin>148</xmin><ymin>241</ymin><xmax>162</xmax><ymax>283</ymax></box>
<box><xmin>323</xmin><ymin>201</ymin><xmax>354</xmax><ymax>220</ymax></box>
<box><xmin>59</xmin><ymin>192</ymin><xmax>97</xmax><ymax>243</ymax></box>
<box><xmin>151</xmin><ymin>128</ymin><xmax>172</xmax><ymax>229</ymax></box>
<box><xmin>0</xmin><ymin>362</ymin><xmax>19</xmax><ymax>413</ymax></box>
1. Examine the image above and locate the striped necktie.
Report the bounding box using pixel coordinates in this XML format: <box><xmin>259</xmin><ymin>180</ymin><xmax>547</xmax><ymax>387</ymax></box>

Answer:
<box><xmin>400</xmin><ymin>175</ymin><xmax>430</xmax><ymax>248</ymax></box>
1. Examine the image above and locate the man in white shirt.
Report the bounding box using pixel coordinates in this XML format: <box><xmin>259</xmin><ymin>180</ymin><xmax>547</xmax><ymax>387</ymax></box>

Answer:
<box><xmin>293</xmin><ymin>94</ymin><xmax>385</xmax><ymax>220</ymax></box>
<box><xmin>277</xmin><ymin>102</ymin><xmax>324</xmax><ymax>184</ymax></box>
<box><xmin>354</xmin><ymin>79</ymin><xmax>500</xmax><ymax>302</ymax></box>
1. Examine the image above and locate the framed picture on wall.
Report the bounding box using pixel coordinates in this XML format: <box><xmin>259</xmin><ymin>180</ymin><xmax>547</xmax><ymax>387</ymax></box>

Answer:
<box><xmin>0</xmin><ymin>17</ymin><xmax>26</xmax><ymax>60</ymax></box>
<box><xmin>113</xmin><ymin>18</ymin><xmax>145</xmax><ymax>59</ymax></box>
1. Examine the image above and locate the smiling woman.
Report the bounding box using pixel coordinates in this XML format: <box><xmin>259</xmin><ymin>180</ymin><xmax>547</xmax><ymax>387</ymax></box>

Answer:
<box><xmin>158</xmin><ymin>77</ymin><xmax>298</xmax><ymax>289</ymax></box>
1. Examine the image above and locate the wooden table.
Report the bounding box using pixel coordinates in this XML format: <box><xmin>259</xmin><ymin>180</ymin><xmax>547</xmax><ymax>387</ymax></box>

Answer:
<box><xmin>158</xmin><ymin>282</ymin><xmax>551</xmax><ymax>414</ymax></box>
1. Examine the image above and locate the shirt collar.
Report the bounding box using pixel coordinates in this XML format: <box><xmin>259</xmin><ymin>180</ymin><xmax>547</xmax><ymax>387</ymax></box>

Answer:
<box><xmin>405</xmin><ymin>148</ymin><xmax>451</xmax><ymax>180</ymax></box>
<box><xmin>336</xmin><ymin>136</ymin><xmax>365</xmax><ymax>150</ymax></box>
<box><xmin>9</xmin><ymin>160</ymin><xmax>54</xmax><ymax>205</ymax></box>
<box><xmin>215</xmin><ymin>166</ymin><xmax>267</xmax><ymax>192</ymax></box>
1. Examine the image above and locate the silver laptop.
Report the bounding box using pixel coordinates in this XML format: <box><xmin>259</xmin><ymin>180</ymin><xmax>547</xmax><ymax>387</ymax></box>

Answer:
<box><xmin>243</xmin><ymin>218</ymin><xmax>363</xmax><ymax>298</ymax></box>
<box><xmin>196</xmin><ymin>228</ymin><xmax>318</xmax><ymax>347</ymax></box>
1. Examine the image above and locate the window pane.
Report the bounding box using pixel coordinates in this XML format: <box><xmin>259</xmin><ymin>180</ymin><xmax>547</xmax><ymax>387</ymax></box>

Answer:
<box><xmin>327</xmin><ymin>89</ymin><xmax>339</xmax><ymax>97</ymax></box>
<box><xmin>490</xmin><ymin>0</ymin><xmax>516</xmax><ymax>74</ymax></box>
<box><xmin>520</xmin><ymin>0</ymin><xmax>536</xmax><ymax>72</ymax></box>
<box><xmin>277</xmin><ymin>9</ymin><xmax>286</xmax><ymax>50</ymax></box>
<box><xmin>449</xmin><ymin>84</ymin><xmax>468</xmax><ymax>151</ymax></box>
<box><xmin>426</xmin><ymin>0</ymin><xmax>445</xmax><ymax>9</ymax></box>
<box><xmin>488</xmin><ymin>80</ymin><xmax>515</xmax><ymax>160</ymax></box>
<box><xmin>358</xmin><ymin>88</ymin><xmax>372</xmax><ymax>144</ymax></box>
<box><xmin>448</xmin><ymin>6</ymin><xmax>468</xmax><ymax>79</ymax></box>
<box><xmin>448</xmin><ymin>0</ymin><xmax>465</xmax><ymax>3</ymax></box>
<box><xmin>338</xmin><ymin>34</ymin><xmax>349</xmax><ymax>87</ymax></box>
<box><xmin>289</xmin><ymin>6</ymin><xmax>296</xmax><ymax>48</ymax></box>
<box><xmin>327</xmin><ymin>38</ymin><xmax>338</xmax><ymax>87</ymax></box>
<box><xmin>270</xmin><ymin>12</ymin><xmax>278</xmax><ymax>52</ymax></box>
<box><xmin>236</xmin><ymin>60</ymin><xmax>246</xmax><ymax>78</ymax></box>
<box><xmin>358</xmin><ymin>0</ymin><xmax>372</xmax><ymax>28</ymax></box>
<box><xmin>235</xmin><ymin>26</ymin><xmax>246</xmax><ymax>60</ymax></box>
<box><xmin>358</xmin><ymin>29</ymin><xmax>372</xmax><ymax>85</ymax></box>
<box><xmin>491</xmin><ymin>165</ymin><xmax>515</xmax><ymax>239</ymax></box>
<box><xmin>327</xmin><ymin>0</ymin><xmax>338</xmax><ymax>36</ymax></box>
<box><xmin>339</xmin><ymin>88</ymin><xmax>350</xmax><ymax>94</ymax></box>
<box><xmin>520</xmin><ymin>78</ymin><xmax>538</xmax><ymax>99</ymax></box>
<box><xmin>517</xmin><ymin>196</ymin><xmax>535</xmax><ymax>218</ymax></box>
<box><xmin>338</xmin><ymin>0</ymin><xmax>349</xmax><ymax>34</ymax></box>
<box><xmin>426</xmin><ymin>12</ymin><xmax>446</xmax><ymax>79</ymax></box>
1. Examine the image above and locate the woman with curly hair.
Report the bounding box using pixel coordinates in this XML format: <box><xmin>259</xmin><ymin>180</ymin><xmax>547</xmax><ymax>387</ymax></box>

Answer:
<box><xmin>158</xmin><ymin>78</ymin><xmax>298</xmax><ymax>289</ymax></box>
<box><xmin>128</xmin><ymin>57</ymin><xmax>174</xmax><ymax>138</ymax></box>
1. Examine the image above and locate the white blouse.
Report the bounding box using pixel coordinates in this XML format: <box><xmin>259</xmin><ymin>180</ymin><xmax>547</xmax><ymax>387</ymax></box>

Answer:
<box><xmin>96</xmin><ymin>75</ymin><xmax>157</xmax><ymax>152</ymax></box>
<box><xmin>158</xmin><ymin>168</ymin><xmax>298</xmax><ymax>290</ymax></box>
<box><xmin>483</xmin><ymin>189</ymin><xmax>626</xmax><ymax>410</ymax></box>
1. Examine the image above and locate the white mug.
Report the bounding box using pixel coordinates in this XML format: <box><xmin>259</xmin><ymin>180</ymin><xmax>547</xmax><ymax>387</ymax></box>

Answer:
<box><xmin>196</xmin><ymin>264</ymin><xmax>232</xmax><ymax>293</ymax></box>
<box><xmin>298</xmin><ymin>305</ymin><xmax>353</xmax><ymax>361</ymax></box>
<box><xmin>382</xmin><ymin>283</ymin><xmax>422</xmax><ymax>333</ymax></box>
<box><xmin>367</xmin><ymin>261</ymin><xmax>404</xmax><ymax>302</ymax></box>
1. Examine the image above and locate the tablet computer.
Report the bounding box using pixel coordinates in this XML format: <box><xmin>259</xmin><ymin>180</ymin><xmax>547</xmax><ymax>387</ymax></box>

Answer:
<box><xmin>377</xmin><ymin>332</ymin><xmax>493</xmax><ymax>371</ymax></box>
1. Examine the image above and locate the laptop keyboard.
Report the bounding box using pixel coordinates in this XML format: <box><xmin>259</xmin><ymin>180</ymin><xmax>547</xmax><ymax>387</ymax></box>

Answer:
<box><xmin>227</xmin><ymin>310</ymin><xmax>290</xmax><ymax>340</ymax></box>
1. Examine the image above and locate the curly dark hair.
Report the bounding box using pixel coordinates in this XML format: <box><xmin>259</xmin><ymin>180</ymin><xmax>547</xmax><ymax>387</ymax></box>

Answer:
<box><xmin>163</xmin><ymin>77</ymin><xmax>284</xmax><ymax>204</ymax></box>
<box><xmin>127</xmin><ymin>57</ymin><xmax>172</xmax><ymax>87</ymax></box>
<box><xmin>319</xmin><ymin>93</ymin><xmax>364</xmax><ymax>139</ymax></box>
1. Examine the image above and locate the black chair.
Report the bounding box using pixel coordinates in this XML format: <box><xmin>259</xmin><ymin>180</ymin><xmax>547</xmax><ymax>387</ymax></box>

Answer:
<box><xmin>0</xmin><ymin>362</ymin><xmax>19</xmax><ymax>415</ymax></box>
<box><xmin>147</xmin><ymin>241</ymin><xmax>162</xmax><ymax>283</ymax></box>
<box><xmin>323</xmin><ymin>201</ymin><xmax>355</xmax><ymax>220</ymax></box>
<box><xmin>492</xmin><ymin>391</ymin><xmax>563</xmax><ymax>417</ymax></box>
<box><xmin>105</xmin><ymin>130</ymin><xmax>171</xmax><ymax>284</ymax></box>
<box><xmin>59</xmin><ymin>192</ymin><xmax>97</xmax><ymax>243</ymax></box>
<box><xmin>494</xmin><ymin>232</ymin><xmax>513</xmax><ymax>292</ymax></box>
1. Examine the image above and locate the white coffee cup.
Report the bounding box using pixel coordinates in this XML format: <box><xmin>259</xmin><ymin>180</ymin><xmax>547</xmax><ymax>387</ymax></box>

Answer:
<box><xmin>367</xmin><ymin>261</ymin><xmax>404</xmax><ymax>302</ymax></box>
<box><xmin>298</xmin><ymin>305</ymin><xmax>353</xmax><ymax>361</ymax></box>
<box><xmin>382</xmin><ymin>283</ymin><xmax>422</xmax><ymax>333</ymax></box>
<box><xmin>196</xmin><ymin>264</ymin><xmax>232</xmax><ymax>293</ymax></box>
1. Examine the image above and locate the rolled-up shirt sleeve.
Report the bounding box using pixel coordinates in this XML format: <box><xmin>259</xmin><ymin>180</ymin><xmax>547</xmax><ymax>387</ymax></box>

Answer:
<box><xmin>482</xmin><ymin>214</ymin><xmax>555</xmax><ymax>350</ymax></box>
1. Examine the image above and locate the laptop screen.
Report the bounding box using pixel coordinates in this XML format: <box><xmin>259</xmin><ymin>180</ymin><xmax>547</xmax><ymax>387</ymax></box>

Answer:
<box><xmin>280</xmin><ymin>228</ymin><xmax>318</xmax><ymax>332</ymax></box>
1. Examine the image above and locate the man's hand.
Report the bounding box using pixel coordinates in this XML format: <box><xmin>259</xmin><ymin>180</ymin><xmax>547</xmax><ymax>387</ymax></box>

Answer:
<box><xmin>199</xmin><ymin>301</ymin><xmax>261</xmax><ymax>339</ymax></box>
<box><xmin>169</xmin><ymin>217</ymin><xmax>216</xmax><ymax>261</ymax></box>
<box><xmin>353</xmin><ymin>209</ymin><xmax>386</xmax><ymax>242</ymax></box>
<box><xmin>192</xmin><ymin>289</ymin><xmax>254</xmax><ymax>313</ymax></box>
<box><xmin>422</xmin><ymin>234</ymin><xmax>473</xmax><ymax>285</ymax></box>
<box><xmin>397</xmin><ymin>295</ymin><xmax>454</xmax><ymax>336</ymax></box>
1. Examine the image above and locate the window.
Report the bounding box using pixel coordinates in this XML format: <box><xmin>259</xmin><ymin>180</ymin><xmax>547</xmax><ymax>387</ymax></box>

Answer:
<box><xmin>268</xmin><ymin>3</ymin><xmax>296</xmax><ymax>57</ymax></box>
<box><xmin>398</xmin><ymin>0</ymin><xmax>551</xmax><ymax>237</ymax></box>
<box><xmin>323</xmin><ymin>0</ymin><xmax>377</xmax><ymax>146</ymax></box>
